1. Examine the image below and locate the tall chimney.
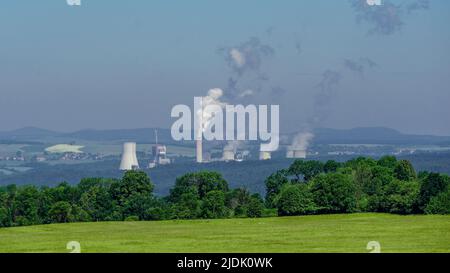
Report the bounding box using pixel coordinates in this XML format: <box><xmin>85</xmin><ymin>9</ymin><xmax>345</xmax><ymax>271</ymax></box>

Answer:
<box><xmin>196</xmin><ymin>139</ymin><xmax>203</xmax><ymax>163</ymax></box>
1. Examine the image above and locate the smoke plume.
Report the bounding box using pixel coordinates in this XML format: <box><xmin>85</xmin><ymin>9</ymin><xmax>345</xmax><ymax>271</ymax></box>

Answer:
<box><xmin>197</xmin><ymin>88</ymin><xmax>226</xmax><ymax>134</ymax></box>
<box><xmin>290</xmin><ymin>132</ymin><xmax>314</xmax><ymax>151</ymax></box>
<box><xmin>218</xmin><ymin>37</ymin><xmax>275</xmax><ymax>102</ymax></box>
<box><xmin>406</xmin><ymin>0</ymin><xmax>430</xmax><ymax>14</ymax></box>
<box><xmin>349</xmin><ymin>0</ymin><xmax>430</xmax><ymax>35</ymax></box>
<box><xmin>219</xmin><ymin>37</ymin><xmax>274</xmax><ymax>77</ymax></box>
<box><xmin>312</xmin><ymin>70</ymin><xmax>342</xmax><ymax>125</ymax></box>
<box><xmin>343</xmin><ymin>57</ymin><xmax>377</xmax><ymax>77</ymax></box>
<box><xmin>290</xmin><ymin>69</ymin><xmax>342</xmax><ymax>152</ymax></box>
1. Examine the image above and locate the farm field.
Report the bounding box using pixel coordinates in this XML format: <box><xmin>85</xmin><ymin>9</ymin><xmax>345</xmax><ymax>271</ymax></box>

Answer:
<box><xmin>0</xmin><ymin>213</ymin><xmax>448</xmax><ymax>253</ymax></box>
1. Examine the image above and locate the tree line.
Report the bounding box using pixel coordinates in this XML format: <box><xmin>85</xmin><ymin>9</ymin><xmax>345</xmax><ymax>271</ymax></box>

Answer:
<box><xmin>266</xmin><ymin>156</ymin><xmax>450</xmax><ymax>216</ymax></box>
<box><xmin>0</xmin><ymin>156</ymin><xmax>449</xmax><ymax>227</ymax></box>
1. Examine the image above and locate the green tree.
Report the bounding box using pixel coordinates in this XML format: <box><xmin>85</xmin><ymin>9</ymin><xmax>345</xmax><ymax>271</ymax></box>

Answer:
<box><xmin>80</xmin><ymin>185</ymin><xmax>114</xmax><ymax>221</ymax></box>
<box><xmin>201</xmin><ymin>190</ymin><xmax>228</xmax><ymax>219</ymax></box>
<box><xmin>169</xmin><ymin>171</ymin><xmax>228</xmax><ymax>202</ymax></box>
<box><xmin>264</xmin><ymin>170</ymin><xmax>289</xmax><ymax>208</ymax></box>
<box><xmin>419</xmin><ymin>173</ymin><xmax>449</xmax><ymax>210</ymax></box>
<box><xmin>49</xmin><ymin>201</ymin><xmax>72</xmax><ymax>223</ymax></box>
<box><xmin>111</xmin><ymin>171</ymin><xmax>154</xmax><ymax>202</ymax></box>
<box><xmin>0</xmin><ymin>188</ymin><xmax>8</xmax><ymax>226</ymax></box>
<box><xmin>394</xmin><ymin>160</ymin><xmax>417</xmax><ymax>181</ymax></box>
<box><xmin>275</xmin><ymin>183</ymin><xmax>316</xmax><ymax>216</ymax></box>
<box><xmin>226</xmin><ymin>188</ymin><xmax>252</xmax><ymax>217</ymax></box>
<box><xmin>171</xmin><ymin>187</ymin><xmax>201</xmax><ymax>219</ymax></box>
<box><xmin>49</xmin><ymin>182</ymin><xmax>80</xmax><ymax>204</ymax></box>
<box><xmin>0</xmin><ymin>207</ymin><xmax>7</xmax><ymax>227</ymax></box>
<box><xmin>247</xmin><ymin>194</ymin><xmax>264</xmax><ymax>218</ymax></box>
<box><xmin>310</xmin><ymin>173</ymin><xmax>357</xmax><ymax>213</ymax></box>
<box><xmin>121</xmin><ymin>193</ymin><xmax>155</xmax><ymax>220</ymax></box>
<box><xmin>288</xmin><ymin>160</ymin><xmax>324</xmax><ymax>182</ymax></box>
<box><xmin>358</xmin><ymin>165</ymin><xmax>394</xmax><ymax>203</ymax></box>
<box><xmin>14</xmin><ymin>185</ymin><xmax>41</xmax><ymax>226</ymax></box>
<box><xmin>78</xmin><ymin>177</ymin><xmax>117</xmax><ymax>193</ymax></box>
<box><xmin>324</xmin><ymin>160</ymin><xmax>341</xmax><ymax>173</ymax></box>
<box><xmin>70</xmin><ymin>204</ymin><xmax>90</xmax><ymax>222</ymax></box>
<box><xmin>145</xmin><ymin>205</ymin><xmax>168</xmax><ymax>220</ymax></box>
<box><xmin>2</xmin><ymin>185</ymin><xmax>17</xmax><ymax>226</ymax></box>
<box><xmin>364</xmin><ymin>166</ymin><xmax>395</xmax><ymax>212</ymax></box>
<box><xmin>384</xmin><ymin>179</ymin><xmax>420</xmax><ymax>214</ymax></box>
<box><xmin>345</xmin><ymin>157</ymin><xmax>377</xmax><ymax>169</ymax></box>
<box><xmin>38</xmin><ymin>186</ymin><xmax>57</xmax><ymax>224</ymax></box>
<box><xmin>377</xmin><ymin>155</ymin><xmax>397</xmax><ymax>169</ymax></box>
<box><xmin>110</xmin><ymin>171</ymin><xmax>155</xmax><ymax>219</ymax></box>
<box><xmin>424</xmin><ymin>188</ymin><xmax>450</xmax><ymax>214</ymax></box>
<box><xmin>353</xmin><ymin>162</ymin><xmax>372</xmax><ymax>201</ymax></box>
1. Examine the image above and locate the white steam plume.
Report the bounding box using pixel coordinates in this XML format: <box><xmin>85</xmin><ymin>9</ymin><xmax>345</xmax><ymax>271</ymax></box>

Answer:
<box><xmin>230</xmin><ymin>48</ymin><xmax>245</xmax><ymax>68</ymax></box>
<box><xmin>289</xmin><ymin>132</ymin><xmax>314</xmax><ymax>151</ymax></box>
<box><xmin>197</xmin><ymin>88</ymin><xmax>226</xmax><ymax>135</ymax></box>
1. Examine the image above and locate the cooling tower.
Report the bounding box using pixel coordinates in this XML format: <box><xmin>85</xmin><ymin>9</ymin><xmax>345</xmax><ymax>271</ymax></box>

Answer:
<box><xmin>222</xmin><ymin>148</ymin><xmax>235</xmax><ymax>161</ymax></box>
<box><xmin>196</xmin><ymin>140</ymin><xmax>203</xmax><ymax>163</ymax></box>
<box><xmin>119</xmin><ymin>142</ymin><xmax>139</xmax><ymax>170</ymax></box>
<box><xmin>286</xmin><ymin>148</ymin><xmax>306</xmax><ymax>159</ymax></box>
<box><xmin>259</xmin><ymin>151</ymin><xmax>271</xmax><ymax>160</ymax></box>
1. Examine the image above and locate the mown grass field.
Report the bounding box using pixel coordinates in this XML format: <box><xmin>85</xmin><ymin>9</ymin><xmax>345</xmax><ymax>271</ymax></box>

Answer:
<box><xmin>0</xmin><ymin>213</ymin><xmax>448</xmax><ymax>253</ymax></box>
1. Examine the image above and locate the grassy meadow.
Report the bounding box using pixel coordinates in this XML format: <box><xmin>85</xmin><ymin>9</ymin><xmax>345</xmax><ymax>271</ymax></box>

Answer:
<box><xmin>0</xmin><ymin>213</ymin><xmax>448</xmax><ymax>253</ymax></box>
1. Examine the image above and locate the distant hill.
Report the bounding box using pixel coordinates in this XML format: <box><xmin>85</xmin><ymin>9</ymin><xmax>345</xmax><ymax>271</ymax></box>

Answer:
<box><xmin>0</xmin><ymin>127</ymin><xmax>60</xmax><ymax>140</ymax></box>
<box><xmin>63</xmin><ymin>128</ymin><xmax>176</xmax><ymax>144</ymax></box>
<box><xmin>1</xmin><ymin>153</ymin><xmax>449</xmax><ymax>195</ymax></box>
<box><xmin>311</xmin><ymin>127</ymin><xmax>450</xmax><ymax>145</ymax></box>
<box><xmin>1</xmin><ymin>126</ymin><xmax>450</xmax><ymax>146</ymax></box>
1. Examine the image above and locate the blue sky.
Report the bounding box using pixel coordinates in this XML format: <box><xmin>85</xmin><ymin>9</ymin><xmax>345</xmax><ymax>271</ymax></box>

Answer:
<box><xmin>0</xmin><ymin>0</ymin><xmax>449</xmax><ymax>135</ymax></box>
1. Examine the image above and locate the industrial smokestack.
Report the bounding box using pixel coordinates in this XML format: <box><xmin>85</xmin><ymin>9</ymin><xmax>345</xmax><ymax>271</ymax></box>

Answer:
<box><xmin>196</xmin><ymin>140</ymin><xmax>203</xmax><ymax>163</ymax></box>
<box><xmin>195</xmin><ymin>88</ymin><xmax>225</xmax><ymax>164</ymax></box>
<box><xmin>119</xmin><ymin>142</ymin><xmax>139</xmax><ymax>170</ymax></box>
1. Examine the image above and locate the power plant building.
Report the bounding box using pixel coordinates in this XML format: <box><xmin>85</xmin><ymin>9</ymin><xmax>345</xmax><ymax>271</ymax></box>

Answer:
<box><xmin>148</xmin><ymin>144</ymin><xmax>171</xmax><ymax>168</ymax></box>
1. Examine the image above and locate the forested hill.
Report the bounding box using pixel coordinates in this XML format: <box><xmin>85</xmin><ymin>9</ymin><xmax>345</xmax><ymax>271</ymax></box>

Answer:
<box><xmin>1</xmin><ymin>153</ymin><xmax>449</xmax><ymax>196</ymax></box>
<box><xmin>1</xmin><ymin>127</ymin><xmax>450</xmax><ymax>145</ymax></box>
<box><xmin>310</xmin><ymin>127</ymin><xmax>450</xmax><ymax>145</ymax></box>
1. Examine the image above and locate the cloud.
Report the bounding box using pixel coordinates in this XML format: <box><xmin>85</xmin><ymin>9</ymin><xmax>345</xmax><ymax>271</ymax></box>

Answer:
<box><xmin>218</xmin><ymin>37</ymin><xmax>275</xmax><ymax>78</ymax></box>
<box><xmin>291</xmin><ymin>70</ymin><xmax>342</xmax><ymax>151</ymax></box>
<box><xmin>349</xmin><ymin>0</ymin><xmax>430</xmax><ymax>35</ymax></box>
<box><xmin>238</xmin><ymin>89</ymin><xmax>254</xmax><ymax>98</ymax></box>
<box><xmin>310</xmin><ymin>70</ymin><xmax>342</xmax><ymax>125</ymax></box>
<box><xmin>406</xmin><ymin>0</ymin><xmax>430</xmax><ymax>14</ymax></box>
<box><xmin>350</xmin><ymin>0</ymin><xmax>403</xmax><ymax>35</ymax></box>
<box><xmin>343</xmin><ymin>57</ymin><xmax>377</xmax><ymax>77</ymax></box>
<box><xmin>230</xmin><ymin>48</ymin><xmax>245</xmax><ymax>68</ymax></box>
<box><xmin>344</xmin><ymin>59</ymin><xmax>365</xmax><ymax>74</ymax></box>
<box><xmin>218</xmin><ymin>37</ymin><xmax>277</xmax><ymax>102</ymax></box>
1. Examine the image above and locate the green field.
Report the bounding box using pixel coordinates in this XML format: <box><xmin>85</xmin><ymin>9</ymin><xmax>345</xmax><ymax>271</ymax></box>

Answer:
<box><xmin>45</xmin><ymin>144</ymin><xmax>85</xmax><ymax>154</ymax></box>
<box><xmin>0</xmin><ymin>213</ymin><xmax>449</xmax><ymax>253</ymax></box>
